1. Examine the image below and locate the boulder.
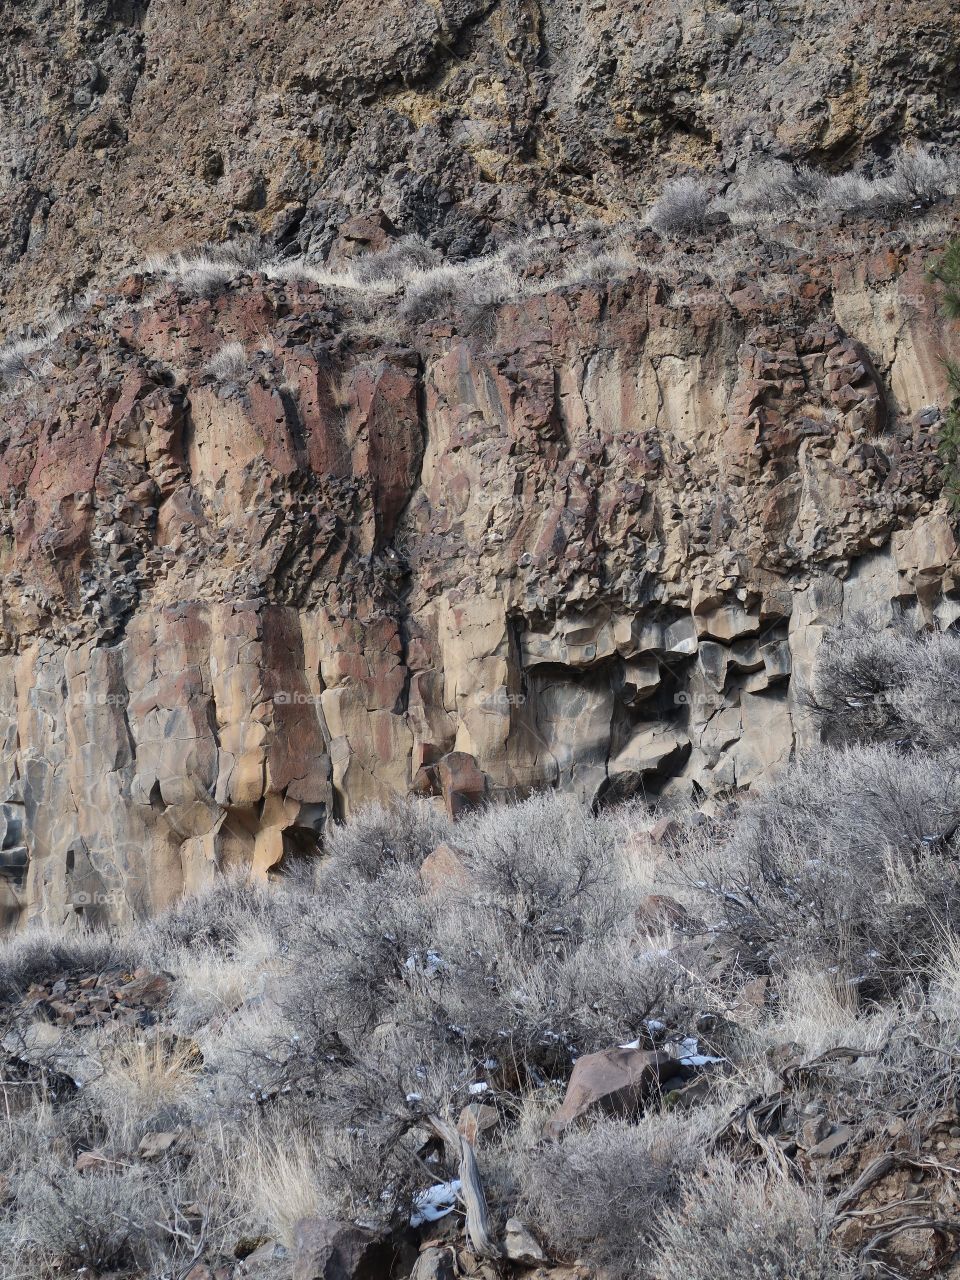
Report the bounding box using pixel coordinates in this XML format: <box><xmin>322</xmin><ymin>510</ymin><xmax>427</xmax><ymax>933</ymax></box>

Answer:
<box><xmin>291</xmin><ymin>1217</ymin><xmax>390</xmax><ymax>1280</ymax></box>
<box><xmin>807</xmin><ymin>1124</ymin><xmax>855</xmax><ymax>1160</ymax></box>
<box><xmin>240</xmin><ymin>1240</ymin><xmax>283</xmax><ymax>1274</ymax></box>
<box><xmin>625</xmin><ymin>817</ymin><xmax>682</xmax><ymax>860</ymax></box>
<box><xmin>436</xmin><ymin>753</ymin><xmax>488</xmax><ymax>819</ymax></box>
<box><xmin>457</xmin><ymin>1102</ymin><xmax>499</xmax><ymax>1144</ymax></box>
<box><xmin>328</xmin><ymin>210</ymin><xmax>397</xmax><ymax>268</ymax></box>
<box><xmin>608</xmin><ymin>725</ymin><xmax>689</xmax><ymax>777</ymax></box>
<box><xmin>504</xmin><ymin>1219</ymin><xmax>546</xmax><ymax>1265</ymax></box>
<box><xmin>410</xmin><ymin>1247</ymin><xmax>457</xmax><ymax>1280</ymax></box>
<box><xmin>543</xmin><ymin>1047</ymin><xmax>679</xmax><ymax>1138</ymax></box>
<box><xmin>420</xmin><ymin>843</ymin><xmax>474</xmax><ymax>895</ymax></box>
<box><xmin>114</xmin><ymin>971</ymin><xmax>172</xmax><ymax>1008</ymax></box>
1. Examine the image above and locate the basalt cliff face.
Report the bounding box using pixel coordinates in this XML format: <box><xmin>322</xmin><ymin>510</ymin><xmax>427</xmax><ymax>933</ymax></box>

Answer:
<box><xmin>0</xmin><ymin>212</ymin><xmax>958</xmax><ymax>927</ymax></box>
<box><xmin>1</xmin><ymin>0</ymin><xmax>960</xmax><ymax>927</ymax></box>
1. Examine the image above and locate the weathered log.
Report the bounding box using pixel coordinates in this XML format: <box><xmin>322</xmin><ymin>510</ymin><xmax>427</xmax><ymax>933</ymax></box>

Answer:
<box><xmin>428</xmin><ymin>1113</ymin><xmax>501</xmax><ymax>1260</ymax></box>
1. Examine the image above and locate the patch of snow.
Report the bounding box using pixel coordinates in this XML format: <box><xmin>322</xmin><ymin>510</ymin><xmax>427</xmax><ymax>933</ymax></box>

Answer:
<box><xmin>405</xmin><ymin>949</ymin><xmax>444</xmax><ymax>976</ymax></box>
<box><xmin>410</xmin><ymin>1179</ymin><xmax>462</xmax><ymax>1228</ymax></box>
<box><xmin>674</xmin><ymin>1035</ymin><xmax>725</xmax><ymax>1068</ymax></box>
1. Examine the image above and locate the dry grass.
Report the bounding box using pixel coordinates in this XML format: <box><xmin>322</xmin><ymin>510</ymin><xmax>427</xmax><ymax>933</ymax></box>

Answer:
<box><xmin>203</xmin><ymin>340</ymin><xmax>249</xmax><ymax>383</ymax></box>
<box><xmin>165</xmin><ymin>919</ymin><xmax>279</xmax><ymax>1030</ymax></box>
<box><xmin>236</xmin><ymin>1132</ymin><xmax>332</xmax><ymax>1246</ymax></box>
<box><xmin>85</xmin><ymin>1030</ymin><xmax>201</xmax><ymax>1148</ymax></box>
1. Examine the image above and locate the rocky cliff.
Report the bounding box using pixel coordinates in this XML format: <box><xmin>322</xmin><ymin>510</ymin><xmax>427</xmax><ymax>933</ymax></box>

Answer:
<box><xmin>0</xmin><ymin>203</ymin><xmax>958</xmax><ymax>927</ymax></box>
<box><xmin>2</xmin><ymin>1</ymin><xmax>960</xmax><ymax>927</ymax></box>
<box><xmin>3</xmin><ymin>0</ymin><xmax>960</xmax><ymax>327</ymax></box>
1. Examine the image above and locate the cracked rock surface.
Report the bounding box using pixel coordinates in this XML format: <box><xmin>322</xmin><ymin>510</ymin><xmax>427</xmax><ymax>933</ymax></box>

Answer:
<box><xmin>0</xmin><ymin>210</ymin><xmax>957</xmax><ymax>925</ymax></box>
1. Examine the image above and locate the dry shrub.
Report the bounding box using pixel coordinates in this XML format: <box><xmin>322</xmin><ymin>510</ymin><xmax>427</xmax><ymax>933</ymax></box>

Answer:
<box><xmin>204</xmin><ymin>341</ymin><xmax>249</xmax><ymax>383</ymax></box>
<box><xmin>350</xmin><ymin>234</ymin><xmax>440</xmax><ymax>284</ymax></box>
<box><xmin>144</xmin><ymin>238</ymin><xmax>268</xmax><ymax>297</ymax></box>
<box><xmin>689</xmin><ymin>744</ymin><xmax>960</xmax><ymax>996</ymax></box>
<box><xmin>718</xmin><ymin>146</ymin><xmax>956</xmax><ymax>230</ymax></box>
<box><xmin>818</xmin><ymin>172</ymin><xmax>880</xmax><ymax>216</ymax></box>
<box><xmin>648</xmin><ymin>177</ymin><xmax>711</xmax><ymax>236</ymax></box>
<box><xmin>820</xmin><ymin>147</ymin><xmax>955</xmax><ymax>217</ymax></box>
<box><xmin>320</xmin><ymin>797</ymin><xmax>452</xmax><ymax>882</ymax></box>
<box><xmin>166</xmin><ymin>919</ymin><xmax>279</xmax><ymax>1031</ymax></box>
<box><xmin>809</xmin><ymin>619</ymin><xmax>960</xmax><ymax>755</ymax></box>
<box><xmin>251</xmin><ymin>792</ymin><xmax>688</xmax><ymax>1233</ymax></box>
<box><xmin>0</xmin><ymin>337</ymin><xmax>47</xmax><ymax>387</ymax></box>
<box><xmin>648</xmin><ymin>1155</ymin><xmax>849</xmax><ymax>1280</ymax></box>
<box><xmin>15</xmin><ymin>1164</ymin><xmax>165</xmax><ymax>1274</ymax></box>
<box><xmin>282</xmin><ymin>793</ymin><xmax>674</xmax><ymax>1092</ymax></box>
<box><xmin>521</xmin><ymin>1110</ymin><xmax>716</xmax><ymax>1279</ymax></box>
<box><xmin>882</xmin><ymin>146</ymin><xmax>955</xmax><ymax>208</ymax></box>
<box><xmin>283</xmin><ymin>860</ymin><xmax>436</xmax><ymax>1039</ymax></box>
<box><xmin>723</xmin><ymin>159</ymin><xmax>825</xmax><ymax>222</ymax></box>
<box><xmin>144</xmin><ymin>872</ymin><xmax>291</xmax><ymax>957</ymax></box>
<box><xmin>0</xmin><ymin>925</ymin><xmax>137</xmax><ymax>1005</ymax></box>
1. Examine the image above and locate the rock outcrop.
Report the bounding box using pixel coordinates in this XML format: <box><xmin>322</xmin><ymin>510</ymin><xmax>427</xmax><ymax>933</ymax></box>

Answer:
<box><xmin>2</xmin><ymin>0</ymin><xmax>959</xmax><ymax>328</ymax></box>
<box><xmin>0</xmin><ymin>207</ymin><xmax>958</xmax><ymax>927</ymax></box>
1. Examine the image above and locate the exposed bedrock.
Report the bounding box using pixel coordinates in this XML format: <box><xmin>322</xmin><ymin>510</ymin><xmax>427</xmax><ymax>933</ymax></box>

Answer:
<box><xmin>1</xmin><ymin>0</ymin><xmax>959</xmax><ymax>327</ymax></box>
<box><xmin>0</xmin><ymin>222</ymin><xmax>958</xmax><ymax>926</ymax></box>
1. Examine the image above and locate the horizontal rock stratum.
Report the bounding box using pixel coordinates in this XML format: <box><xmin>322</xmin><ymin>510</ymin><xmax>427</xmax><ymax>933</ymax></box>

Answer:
<box><xmin>0</xmin><ymin>213</ymin><xmax>958</xmax><ymax>927</ymax></box>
